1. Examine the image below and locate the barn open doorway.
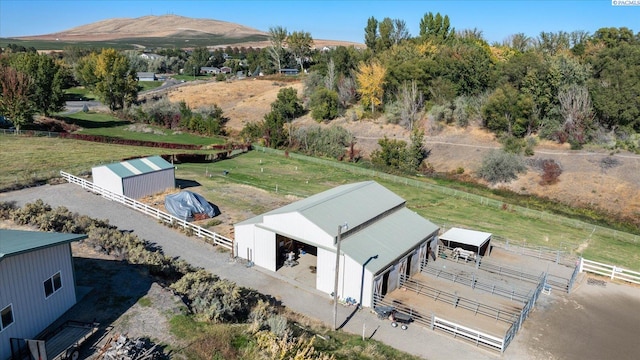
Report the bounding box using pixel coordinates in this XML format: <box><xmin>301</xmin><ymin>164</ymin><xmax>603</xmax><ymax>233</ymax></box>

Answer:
<box><xmin>275</xmin><ymin>234</ymin><xmax>317</xmax><ymax>289</ymax></box>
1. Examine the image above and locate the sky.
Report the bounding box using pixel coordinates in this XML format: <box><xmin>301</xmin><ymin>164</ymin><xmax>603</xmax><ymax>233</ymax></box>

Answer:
<box><xmin>1</xmin><ymin>0</ymin><xmax>639</xmax><ymax>44</ymax></box>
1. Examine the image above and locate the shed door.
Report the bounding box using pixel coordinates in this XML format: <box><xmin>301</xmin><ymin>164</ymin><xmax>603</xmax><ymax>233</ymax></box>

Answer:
<box><xmin>419</xmin><ymin>242</ymin><xmax>427</xmax><ymax>270</ymax></box>
<box><xmin>410</xmin><ymin>249</ymin><xmax>420</xmax><ymax>276</ymax></box>
<box><xmin>387</xmin><ymin>265</ymin><xmax>399</xmax><ymax>293</ymax></box>
<box><xmin>398</xmin><ymin>257</ymin><xmax>408</xmax><ymax>287</ymax></box>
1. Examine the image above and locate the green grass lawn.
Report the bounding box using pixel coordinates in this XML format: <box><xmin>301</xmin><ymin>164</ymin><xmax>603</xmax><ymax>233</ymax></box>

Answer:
<box><xmin>138</xmin><ymin>81</ymin><xmax>164</xmax><ymax>92</ymax></box>
<box><xmin>62</xmin><ymin>112</ymin><xmax>226</xmax><ymax>145</ymax></box>
<box><xmin>64</xmin><ymin>87</ymin><xmax>96</xmax><ymax>101</ymax></box>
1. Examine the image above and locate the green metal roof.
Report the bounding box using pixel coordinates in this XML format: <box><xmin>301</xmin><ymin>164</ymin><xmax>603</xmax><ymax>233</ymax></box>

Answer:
<box><xmin>0</xmin><ymin>230</ymin><xmax>87</xmax><ymax>262</ymax></box>
<box><xmin>340</xmin><ymin>207</ymin><xmax>439</xmax><ymax>274</ymax></box>
<box><xmin>237</xmin><ymin>181</ymin><xmax>406</xmax><ymax>236</ymax></box>
<box><xmin>99</xmin><ymin>156</ymin><xmax>174</xmax><ymax>179</ymax></box>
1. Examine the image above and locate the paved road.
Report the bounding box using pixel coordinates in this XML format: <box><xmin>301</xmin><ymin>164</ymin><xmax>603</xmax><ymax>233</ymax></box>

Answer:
<box><xmin>0</xmin><ymin>184</ymin><xmax>499</xmax><ymax>360</ymax></box>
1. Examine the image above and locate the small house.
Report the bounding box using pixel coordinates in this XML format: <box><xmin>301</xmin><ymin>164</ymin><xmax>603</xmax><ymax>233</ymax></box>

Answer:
<box><xmin>200</xmin><ymin>67</ymin><xmax>220</xmax><ymax>75</ymax></box>
<box><xmin>220</xmin><ymin>66</ymin><xmax>232</xmax><ymax>74</ymax></box>
<box><xmin>136</xmin><ymin>72</ymin><xmax>157</xmax><ymax>81</ymax></box>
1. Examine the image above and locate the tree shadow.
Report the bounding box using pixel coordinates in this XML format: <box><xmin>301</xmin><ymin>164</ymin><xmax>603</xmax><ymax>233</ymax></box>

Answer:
<box><xmin>58</xmin><ymin>116</ymin><xmax>130</xmax><ymax>129</ymax></box>
<box><xmin>175</xmin><ymin>179</ymin><xmax>201</xmax><ymax>189</ymax></box>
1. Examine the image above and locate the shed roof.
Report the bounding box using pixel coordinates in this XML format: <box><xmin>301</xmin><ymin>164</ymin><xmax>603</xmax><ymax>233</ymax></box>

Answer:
<box><xmin>237</xmin><ymin>181</ymin><xmax>405</xmax><ymax>237</ymax></box>
<box><xmin>340</xmin><ymin>207</ymin><xmax>439</xmax><ymax>274</ymax></box>
<box><xmin>0</xmin><ymin>229</ymin><xmax>87</xmax><ymax>262</ymax></box>
<box><xmin>95</xmin><ymin>156</ymin><xmax>174</xmax><ymax>179</ymax></box>
<box><xmin>440</xmin><ymin>227</ymin><xmax>492</xmax><ymax>248</ymax></box>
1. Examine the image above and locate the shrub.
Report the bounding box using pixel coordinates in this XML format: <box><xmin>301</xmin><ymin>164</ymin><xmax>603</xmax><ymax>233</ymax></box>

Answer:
<box><xmin>477</xmin><ymin>150</ymin><xmax>527</xmax><ymax>184</ymax></box>
<box><xmin>309</xmin><ymin>88</ymin><xmax>339</xmax><ymax>121</ymax></box>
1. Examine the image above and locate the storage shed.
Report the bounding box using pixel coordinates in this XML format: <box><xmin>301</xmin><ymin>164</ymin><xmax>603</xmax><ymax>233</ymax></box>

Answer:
<box><xmin>234</xmin><ymin>181</ymin><xmax>439</xmax><ymax>308</ymax></box>
<box><xmin>439</xmin><ymin>227</ymin><xmax>492</xmax><ymax>256</ymax></box>
<box><xmin>0</xmin><ymin>230</ymin><xmax>87</xmax><ymax>360</ymax></box>
<box><xmin>92</xmin><ymin>156</ymin><xmax>175</xmax><ymax>199</ymax></box>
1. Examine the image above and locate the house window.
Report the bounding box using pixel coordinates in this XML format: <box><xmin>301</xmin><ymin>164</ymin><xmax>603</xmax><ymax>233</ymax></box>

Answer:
<box><xmin>0</xmin><ymin>304</ymin><xmax>13</xmax><ymax>331</ymax></box>
<box><xmin>44</xmin><ymin>272</ymin><xmax>62</xmax><ymax>298</ymax></box>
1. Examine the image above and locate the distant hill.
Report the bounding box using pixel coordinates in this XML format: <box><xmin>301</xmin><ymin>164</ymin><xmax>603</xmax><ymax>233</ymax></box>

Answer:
<box><xmin>12</xmin><ymin>14</ymin><xmax>364</xmax><ymax>49</ymax></box>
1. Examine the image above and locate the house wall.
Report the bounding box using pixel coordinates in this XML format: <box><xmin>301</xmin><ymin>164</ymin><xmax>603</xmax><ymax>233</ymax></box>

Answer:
<box><xmin>0</xmin><ymin>244</ymin><xmax>76</xmax><ymax>360</ymax></box>
<box><xmin>92</xmin><ymin>166</ymin><xmax>124</xmax><ymax>195</ymax></box>
<box><xmin>122</xmin><ymin>168</ymin><xmax>175</xmax><ymax>199</ymax></box>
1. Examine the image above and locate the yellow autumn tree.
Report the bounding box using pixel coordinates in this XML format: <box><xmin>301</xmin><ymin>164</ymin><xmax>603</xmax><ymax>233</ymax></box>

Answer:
<box><xmin>355</xmin><ymin>60</ymin><xmax>386</xmax><ymax>114</ymax></box>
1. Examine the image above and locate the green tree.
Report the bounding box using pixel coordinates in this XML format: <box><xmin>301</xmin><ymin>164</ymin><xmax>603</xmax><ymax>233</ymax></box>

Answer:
<box><xmin>364</xmin><ymin>17</ymin><xmax>379</xmax><ymax>51</ymax></box>
<box><xmin>482</xmin><ymin>84</ymin><xmax>534</xmax><ymax>137</ymax></box>
<box><xmin>309</xmin><ymin>88</ymin><xmax>339</xmax><ymax>121</ymax></box>
<box><xmin>287</xmin><ymin>30</ymin><xmax>314</xmax><ymax>73</ymax></box>
<box><xmin>184</xmin><ymin>47</ymin><xmax>210</xmax><ymax>78</ymax></box>
<box><xmin>264</xmin><ymin>87</ymin><xmax>303</xmax><ymax>147</ymax></box>
<box><xmin>587</xmin><ymin>28</ymin><xmax>640</xmax><ymax>131</ymax></box>
<box><xmin>92</xmin><ymin>49</ymin><xmax>138</xmax><ymax>111</ymax></box>
<box><xmin>419</xmin><ymin>12</ymin><xmax>455</xmax><ymax>43</ymax></box>
<box><xmin>9</xmin><ymin>52</ymin><xmax>66</xmax><ymax>116</ymax></box>
<box><xmin>0</xmin><ymin>65</ymin><xmax>34</xmax><ymax>131</ymax></box>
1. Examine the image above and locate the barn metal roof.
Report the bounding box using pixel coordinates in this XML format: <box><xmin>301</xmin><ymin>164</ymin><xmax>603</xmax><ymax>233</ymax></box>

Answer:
<box><xmin>248</xmin><ymin>181</ymin><xmax>406</xmax><ymax>236</ymax></box>
<box><xmin>340</xmin><ymin>207</ymin><xmax>439</xmax><ymax>274</ymax></box>
<box><xmin>0</xmin><ymin>229</ymin><xmax>87</xmax><ymax>262</ymax></box>
<box><xmin>96</xmin><ymin>156</ymin><xmax>174</xmax><ymax>179</ymax></box>
<box><xmin>440</xmin><ymin>227</ymin><xmax>492</xmax><ymax>248</ymax></box>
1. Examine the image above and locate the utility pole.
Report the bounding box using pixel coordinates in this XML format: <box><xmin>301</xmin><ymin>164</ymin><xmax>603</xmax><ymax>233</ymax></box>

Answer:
<box><xmin>333</xmin><ymin>223</ymin><xmax>345</xmax><ymax>330</ymax></box>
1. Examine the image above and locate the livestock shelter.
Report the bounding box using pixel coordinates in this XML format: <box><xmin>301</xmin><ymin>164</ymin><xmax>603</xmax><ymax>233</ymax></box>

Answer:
<box><xmin>234</xmin><ymin>181</ymin><xmax>439</xmax><ymax>308</ymax></box>
<box><xmin>440</xmin><ymin>227</ymin><xmax>492</xmax><ymax>256</ymax></box>
<box><xmin>92</xmin><ymin>156</ymin><xmax>175</xmax><ymax>199</ymax></box>
<box><xmin>0</xmin><ymin>230</ymin><xmax>87</xmax><ymax>360</ymax></box>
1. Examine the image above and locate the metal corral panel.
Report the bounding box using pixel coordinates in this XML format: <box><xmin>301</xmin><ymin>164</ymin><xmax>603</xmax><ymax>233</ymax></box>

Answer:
<box><xmin>122</xmin><ymin>168</ymin><xmax>175</xmax><ymax>199</ymax></box>
<box><xmin>0</xmin><ymin>244</ymin><xmax>77</xmax><ymax>360</ymax></box>
<box><xmin>92</xmin><ymin>165</ymin><xmax>124</xmax><ymax>195</ymax></box>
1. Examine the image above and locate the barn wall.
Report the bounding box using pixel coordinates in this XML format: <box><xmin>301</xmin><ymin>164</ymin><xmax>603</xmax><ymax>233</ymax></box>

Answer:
<box><xmin>253</xmin><ymin>227</ymin><xmax>276</xmax><ymax>271</ymax></box>
<box><xmin>263</xmin><ymin>213</ymin><xmax>334</xmax><ymax>249</ymax></box>
<box><xmin>234</xmin><ymin>224</ymin><xmax>255</xmax><ymax>261</ymax></box>
<box><xmin>92</xmin><ymin>166</ymin><xmax>123</xmax><ymax>195</ymax></box>
<box><xmin>316</xmin><ymin>247</ymin><xmax>340</xmax><ymax>296</ymax></box>
<box><xmin>0</xmin><ymin>244</ymin><xmax>76</xmax><ymax>360</ymax></box>
<box><xmin>342</xmin><ymin>256</ymin><xmax>373</xmax><ymax>306</ymax></box>
<box><xmin>122</xmin><ymin>168</ymin><xmax>175</xmax><ymax>199</ymax></box>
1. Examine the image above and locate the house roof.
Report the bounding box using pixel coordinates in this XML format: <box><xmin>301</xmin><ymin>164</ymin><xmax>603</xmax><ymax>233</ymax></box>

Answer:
<box><xmin>440</xmin><ymin>227</ymin><xmax>492</xmax><ymax>248</ymax></box>
<box><xmin>340</xmin><ymin>207</ymin><xmax>439</xmax><ymax>274</ymax></box>
<box><xmin>0</xmin><ymin>229</ymin><xmax>87</xmax><ymax>262</ymax></box>
<box><xmin>93</xmin><ymin>156</ymin><xmax>174</xmax><ymax>179</ymax></box>
<box><xmin>237</xmin><ymin>181</ymin><xmax>406</xmax><ymax>237</ymax></box>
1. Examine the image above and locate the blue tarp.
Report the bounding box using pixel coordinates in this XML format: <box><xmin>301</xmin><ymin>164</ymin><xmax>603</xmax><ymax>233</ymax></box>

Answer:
<box><xmin>165</xmin><ymin>191</ymin><xmax>219</xmax><ymax>221</ymax></box>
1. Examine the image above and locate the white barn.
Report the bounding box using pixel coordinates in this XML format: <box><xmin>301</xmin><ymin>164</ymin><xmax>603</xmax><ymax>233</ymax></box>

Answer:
<box><xmin>0</xmin><ymin>230</ymin><xmax>87</xmax><ymax>360</ymax></box>
<box><xmin>234</xmin><ymin>181</ymin><xmax>439</xmax><ymax>308</ymax></box>
<box><xmin>92</xmin><ymin>156</ymin><xmax>175</xmax><ymax>199</ymax></box>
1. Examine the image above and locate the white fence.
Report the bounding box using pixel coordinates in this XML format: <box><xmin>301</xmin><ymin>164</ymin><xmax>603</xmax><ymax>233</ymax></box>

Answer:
<box><xmin>579</xmin><ymin>258</ymin><xmax>640</xmax><ymax>285</ymax></box>
<box><xmin>60</xmin><ymin>171</ymin><xmax>233</xmax><ymax>251</ymax></box>
<box><xmin>431</xmin><ymin>315</ymin><xmax>506</xmax><ymax>353</ymax></box>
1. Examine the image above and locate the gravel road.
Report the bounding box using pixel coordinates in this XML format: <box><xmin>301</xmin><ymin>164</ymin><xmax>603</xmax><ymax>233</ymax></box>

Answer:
<box><xmin>0</xmin><ymin>183</ymin><xmax>498</xmax><ymax>360</ymax></box>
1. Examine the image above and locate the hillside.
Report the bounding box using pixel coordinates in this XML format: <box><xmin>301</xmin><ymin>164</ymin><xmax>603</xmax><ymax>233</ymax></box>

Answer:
<box><xmin>15</xmin><ymin>14</ymin><xmax>364</xmax><ymax>49</ymax></box>
<box><xmin>167</xmin><ymin>78</ymin><xmax>640</xmax><ymax>224</ymax></box>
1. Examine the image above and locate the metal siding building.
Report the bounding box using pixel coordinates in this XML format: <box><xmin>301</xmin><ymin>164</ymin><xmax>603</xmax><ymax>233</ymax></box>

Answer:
<box><xmin>91</xmin><ymin>156</ymin><xmax>175</xmax><ymax>199</ymax></box>
<box><xmin>0</xmin><ymin>230</ymin><xmax>87</xmax><ymax>360</ymax></box>
<box><xmin>234</xmin><ymin>181</ymin><xmax>439</xmax><ymax>308</ymax></box>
